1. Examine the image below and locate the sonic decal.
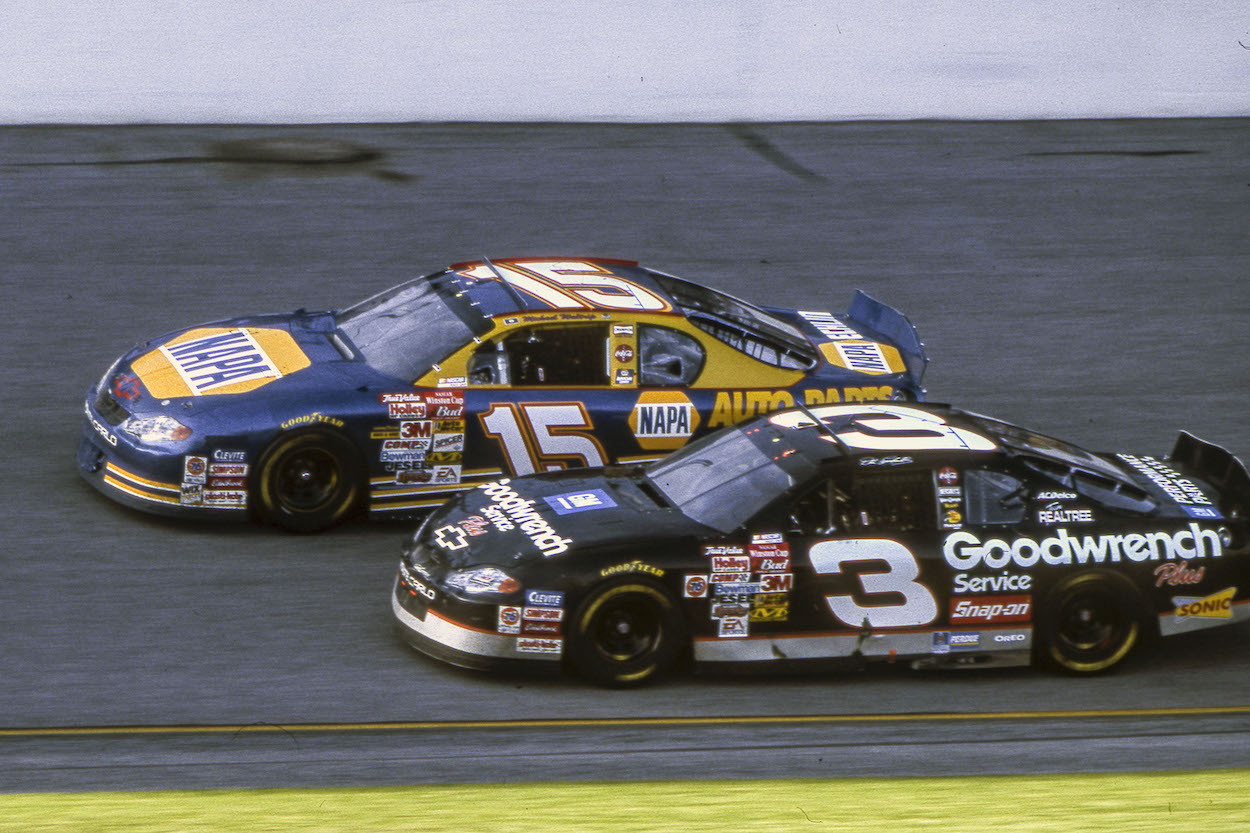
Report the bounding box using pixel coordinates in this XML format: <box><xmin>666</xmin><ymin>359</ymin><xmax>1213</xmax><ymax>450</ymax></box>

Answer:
<box><xmin>133</xmin><ymin>328</ymin><xmax>311</xmax><ymax>398</ymax></box>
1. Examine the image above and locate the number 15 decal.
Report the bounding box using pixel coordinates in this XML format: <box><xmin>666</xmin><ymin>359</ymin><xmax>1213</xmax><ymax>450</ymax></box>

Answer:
<box><xmin>481</xmin><ymin>403</ymin><xmax>608</xmax><ymax>476</ymax></box>
<box><xmin>809</xmin><ymin>538</ymin><xmax>938</xmax><ymax>628</ymax></box>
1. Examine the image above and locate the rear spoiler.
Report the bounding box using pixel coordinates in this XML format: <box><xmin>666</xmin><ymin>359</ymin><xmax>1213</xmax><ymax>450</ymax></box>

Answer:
<box><xmin>846</xmin><ymin>290</ymin><xmax>928</xmax><ymax>384</ymax></box>
<box><xmin>1170</xmin><ymin>431</ymin><xmax>1250</xmax><ymax>517</ymax></box>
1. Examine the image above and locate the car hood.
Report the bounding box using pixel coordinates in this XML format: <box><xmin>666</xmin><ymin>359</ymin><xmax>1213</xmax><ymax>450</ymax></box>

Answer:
<box><xmin>414</xmin><ymin>469</ymin><xmax>714</xmax><ymax>569</ymax></box>
<box><xmin>114</xmin><ymin>310</ymin><xmax>385</xmax><ymax>401</ymax></box>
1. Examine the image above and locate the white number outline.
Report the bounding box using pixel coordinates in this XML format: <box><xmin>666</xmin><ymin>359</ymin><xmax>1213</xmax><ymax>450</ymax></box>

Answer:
<box><xmin>458</xmin><ymin>260</ymin><xmax>671</xmax><ymax>312</ymax></box>
<box><xmin>480</xmin><ymin>402</ymin><xmax>608</xmax><ymax>476</ymax></box>
<box><xmin>808</xmin><ymin>538</ymin><xmax>939</xmax><ymax>628</ymax></box>
<box><xmin>770</xmin><ymin>404</ymin><xmax>997</xmax><ymax>452</ymax></box>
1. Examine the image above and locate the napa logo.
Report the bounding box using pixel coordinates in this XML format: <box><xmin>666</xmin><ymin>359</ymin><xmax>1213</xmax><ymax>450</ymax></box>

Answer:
<box><xmin>135</xmin><ymin>327</ymin><xmax>311</xmax><ymax>398</ymax></box>
<box><xmin>629</xmin><ymin>391</ymin><xmax>699</xmax><ymax>451</ymax></box>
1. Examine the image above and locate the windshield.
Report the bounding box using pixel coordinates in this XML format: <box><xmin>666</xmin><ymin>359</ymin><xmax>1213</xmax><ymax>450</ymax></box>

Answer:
<box><xmin>648</xmin><ymin>271</ymin><xmax>816</xmax><ymax>370</ymax></box>
<box><xmin>646</xmin><ymin>424</ymin><xmax>814</xmax><ymax>533</ymax></box>
<box><xmin>336</xmin><ymin>275</ymin><xmax>491</xmax><ymax>381</ymax></box>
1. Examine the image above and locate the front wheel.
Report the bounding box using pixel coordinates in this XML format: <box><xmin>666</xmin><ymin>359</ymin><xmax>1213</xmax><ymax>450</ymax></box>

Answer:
<box><xmin>1036</xmin><ymin>571</ymin><xmax>1153</xmax><ymax>674</ymax></box>
<box><xmin>254</xmin><ymin>430</ymin><xmax>363</xmax><ymax>532</ymax></box>
<box><xmin>566</xmin><ymin>579</ymin><xmax>686</xmax><ymax>687</ymax></box>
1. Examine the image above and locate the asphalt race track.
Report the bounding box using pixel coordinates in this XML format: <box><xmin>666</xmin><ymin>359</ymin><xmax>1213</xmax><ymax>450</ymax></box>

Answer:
<box><xmin>2</xmin><ymin>120</ymin><xmax>1248</xmax><ymax>792</ymax></box>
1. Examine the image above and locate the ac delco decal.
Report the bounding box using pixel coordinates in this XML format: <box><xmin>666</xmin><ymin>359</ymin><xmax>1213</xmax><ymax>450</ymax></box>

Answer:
<box><xmin>949</xmin><ymin>594</ymin><xmax>1032</xmax><ymax>624</ymax></box>
<box><xmin>134</xmin><ymin>327</ymin><xmax>312</xmax><ymax>398</ymax></box>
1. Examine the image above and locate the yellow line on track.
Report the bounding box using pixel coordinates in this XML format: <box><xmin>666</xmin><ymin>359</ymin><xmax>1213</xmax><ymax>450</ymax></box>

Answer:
<box><xmin>3</xmin><ymin>704</ymin><xmax>1248</xmax><ymax>737</ymax></box>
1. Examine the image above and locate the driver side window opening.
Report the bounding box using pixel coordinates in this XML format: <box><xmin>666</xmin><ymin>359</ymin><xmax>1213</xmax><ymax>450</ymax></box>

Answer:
<box><xmin>848</xmin><ymin>470</ymin><xmax>937</xmax><ymax>533</ymax></box>
<box><xmin>638</xmin><ymin>325</ymin><xmax>706</xmax><ymax>387</ymax></box>
<box><xmin>964</xmin><ymin>468</ymin><xmax>1028</xmax><ymax>525</ymax></box>
<box><xmin>468</xmin><ymin>324</ymin><xmax>609</xmax><ymax>386</ymax></box>
<box><xmin>789</xmin><ymin>469</ymin><xmax>937</xmax><ymax>535</ymax></box>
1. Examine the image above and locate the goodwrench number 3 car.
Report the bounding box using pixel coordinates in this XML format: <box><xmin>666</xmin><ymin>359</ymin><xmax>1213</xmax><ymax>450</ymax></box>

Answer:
<box><xmin>78</xmin><ymin>258</ymin><xmax>925</xmax><ymax>531</ymax></box>
<box><xmin>392</xmin><ymin>403</ymin><xmax>1250</xmax><ymax>686</ymax></box>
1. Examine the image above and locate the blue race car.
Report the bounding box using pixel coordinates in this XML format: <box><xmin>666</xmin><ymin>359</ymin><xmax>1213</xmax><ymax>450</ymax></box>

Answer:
<box><xmin>78</xmin><ymin>258</ymin><xmax>926</xmax><ymax>531</ymax></box>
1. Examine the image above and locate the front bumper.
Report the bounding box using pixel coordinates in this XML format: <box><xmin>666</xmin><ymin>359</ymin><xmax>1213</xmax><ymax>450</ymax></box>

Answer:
<box><xmin>390</xmin><ymin>576</ymin><xmax>563</xmax><ymax>673</ymax></box>
<box><xmin>77</xmin><ymin>391</ymin><xmax>249</xmax><ymax>521</ymax></box>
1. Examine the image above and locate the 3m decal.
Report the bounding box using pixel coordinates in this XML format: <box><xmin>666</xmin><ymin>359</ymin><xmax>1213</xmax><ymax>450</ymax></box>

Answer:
<box><xmin>809</xmin><ymin>538</ymin><xmax>939</xmax><ymax>628</ymax></box>
<box><xmin>481</xmin><ymin>403</ymin><xmax>607</xmax><ymax>476</ymax></box>
<box><xmin>629</xmin><ymin>391</ymin><xmax>699</xmax><ymax>451</ymax></box>
<box><xmin>943</xmin><ymin>524</ymin><xmax>1223</xmax><ymax>571</ymax></box>
<box><xmin>770</xmin><ymin>405</ymin><xmax>997</xmax><ymax>453</ymax></box>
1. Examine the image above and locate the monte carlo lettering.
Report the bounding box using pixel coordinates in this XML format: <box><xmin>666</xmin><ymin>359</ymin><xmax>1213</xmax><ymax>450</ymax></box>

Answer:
<box><xmin>944</xmin><ymin>525</ymin><xmax>1222</xmax><ymax>571</ymax></box>
<box><xmin>162</xmin><ymin>329</ymin><xmax>279</xmax><ymax>394</ymax></box>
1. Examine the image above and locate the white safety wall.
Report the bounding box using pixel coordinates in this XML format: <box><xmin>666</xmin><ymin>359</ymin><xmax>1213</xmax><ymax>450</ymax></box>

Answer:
<box><xmin>4</xmin><ymin>0</ymin><xmax>1248</xmax><ymax>123</ymax></box>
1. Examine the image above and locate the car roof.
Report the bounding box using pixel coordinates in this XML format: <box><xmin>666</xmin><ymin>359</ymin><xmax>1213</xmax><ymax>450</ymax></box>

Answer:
<box><xmin>756</xmin><ymin>402</ymin><xmax>1005</xmax><ymax>471</ymax></box>
<box><xmin>440</xmin><ymin>257</ymin><xmax>678</xmax><ymax>319</ymax></box>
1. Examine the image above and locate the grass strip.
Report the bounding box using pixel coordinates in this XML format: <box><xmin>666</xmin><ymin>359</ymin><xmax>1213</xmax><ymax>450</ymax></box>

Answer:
<box><xmin>2</xmin><ymin>770</ymin><xmax>1246</xmax><ymax>832</ymax></box>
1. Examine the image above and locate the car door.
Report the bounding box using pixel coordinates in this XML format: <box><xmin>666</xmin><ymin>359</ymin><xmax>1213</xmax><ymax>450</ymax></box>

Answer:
<box><xmin>462</xmin><ymin>318</ymin><xmax>638</xmax><ymax>478</ymax></box>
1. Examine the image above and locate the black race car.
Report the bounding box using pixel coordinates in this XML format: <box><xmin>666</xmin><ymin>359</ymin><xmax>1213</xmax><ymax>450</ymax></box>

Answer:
<box><xmin>391</xmin><ymin>402</ymin><xmax>1250</xmax><ymax>685</ymax></box>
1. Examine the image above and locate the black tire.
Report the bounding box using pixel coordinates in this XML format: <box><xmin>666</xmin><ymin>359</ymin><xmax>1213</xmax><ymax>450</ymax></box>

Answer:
<box><xmin>254</xmin><ymin>430</ymin><xmax>364</xmax><ymax>532</ymax></box>
<box><xmin>1037</xmin><ymin>571</ymin><xmax>1153</xmax><ymax>675</ymax></box>
<box><xmin>566</xmin><ymin>579</ymin><xmax>686</xmax><ymax>687</ymax></box>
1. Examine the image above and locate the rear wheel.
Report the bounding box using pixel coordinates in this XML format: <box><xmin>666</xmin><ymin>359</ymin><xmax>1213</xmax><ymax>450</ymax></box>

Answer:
<box><xmin>255</xmin><ymin>430</ymin><xmax>363</xmax><ymax>532</ymax></box>
<box><xmin>1037</xmin><ymin>571</ymin><xmax>1152</xmax><ymax>674</ymax></box>
<box><xmin>567</xmin><ymin>579</ymin><xmax>685</xmax><ymax>687</ymax></box>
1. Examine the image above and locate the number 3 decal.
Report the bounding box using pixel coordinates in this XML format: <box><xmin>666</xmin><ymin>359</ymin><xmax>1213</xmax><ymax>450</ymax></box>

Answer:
<box><xmin>481</xmin><ymin>402</ymin><xmax>608</xmax><ymax>476</ymax></box>
<box><xmin>770</xmin><ymin>404</ymin><xmax>996</xmax><ymax>452</ymax></box>
<box><xmin>809</xmin><ymin>539</ymin><xmax>938</xmax><ymax>628</ymax></box>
